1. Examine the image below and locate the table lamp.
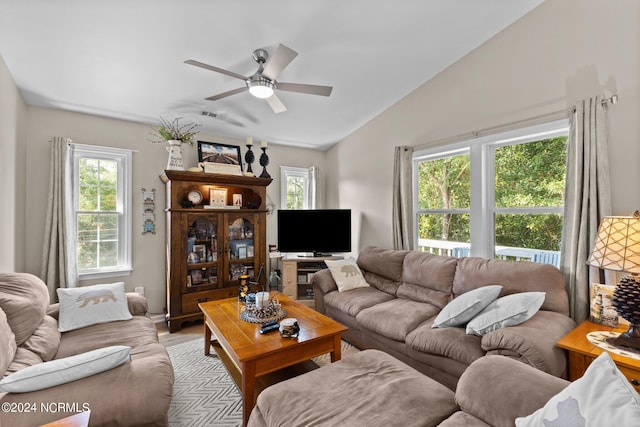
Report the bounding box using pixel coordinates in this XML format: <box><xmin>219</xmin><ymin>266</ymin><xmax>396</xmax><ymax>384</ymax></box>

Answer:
<box><xmin>588</xmin><ymin>212</ymin><xmax>640</xmax><ymax>349</ymax></box>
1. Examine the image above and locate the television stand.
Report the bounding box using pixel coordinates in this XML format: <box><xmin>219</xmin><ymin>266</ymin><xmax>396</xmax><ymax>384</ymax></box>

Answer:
<box><xmin>292</xmin><ymin>252</ymin><xmax>343</xmax><ymax>259</ymax></box>
<box><xmin>282</xmin><ymin>255</ymin><xmax>343</xmax><ymax>308</ymax></box>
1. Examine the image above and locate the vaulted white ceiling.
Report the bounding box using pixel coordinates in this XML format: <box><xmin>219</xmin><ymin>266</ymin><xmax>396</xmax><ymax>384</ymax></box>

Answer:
<box><xmin>0</xmin><ymin>0</ymin><xmax>543</xmax><ymax>150</ymax></box>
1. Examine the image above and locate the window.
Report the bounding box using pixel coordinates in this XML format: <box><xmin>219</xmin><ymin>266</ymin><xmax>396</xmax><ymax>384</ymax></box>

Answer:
<box><xmin>72</xmin><ymin>144</ymin><xmax>132</xmax><ymax>279</ymax></box>
<box><xmin>413</xmin><ymin>120</ymin><xmax>568</xmax><ymax>265</ymax></box>
<box><xmin>280</xmin><ymin>166</ymin><xmax>316</xmax><ymax>210</ymax></box>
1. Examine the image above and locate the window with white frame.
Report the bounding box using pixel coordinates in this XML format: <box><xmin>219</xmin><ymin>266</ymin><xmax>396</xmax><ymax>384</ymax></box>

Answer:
<box><xmin>413</xmin><ymin>120</ymin><xmax>568</xmax><ymax>265</ymax></box>
<box><xmin>280</xmin><ymin>166</ymin><xmax>316</xmax><ymax>210</ymax></box>
<box><xmin>72</xmin><ymin>144</ymin><xmax>132</xmax><ymax>278</ymax></box>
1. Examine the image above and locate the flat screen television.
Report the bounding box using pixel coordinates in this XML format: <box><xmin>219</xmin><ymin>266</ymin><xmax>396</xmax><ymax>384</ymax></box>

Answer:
<box><xmin>277</xmin><ymin>209</ymin><xmax>351</xmax><ymax>256</ymax></box>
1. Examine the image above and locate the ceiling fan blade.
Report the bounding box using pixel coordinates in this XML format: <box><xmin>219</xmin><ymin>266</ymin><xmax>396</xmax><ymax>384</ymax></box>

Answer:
<box><xmin>265</xmin><ymin>93</ymin><xmax>287</xmax><ymax>114</ymax></box>
<box><xmin>184</xmin><ymin>60</ymin><xmax>248</xmax><ymax>81</ymax></box>
<box><xmin>205</xmin><ymin>87</ymin><xmax>248</xmax><ymax>101</ymax></box>
<box><xmin>201</xmin><ymin>111</ymin><xmax>245</xmax><ymax>128</ymax></box>
<box><xmin>277</xmin><ymin>82</ymin><xmax>333</xmax><ymax>97</ymax></box>
<box><xmin>262</xmin><ymin>44</ymin><xmax>298</xmax><ymax>81</ymax></box>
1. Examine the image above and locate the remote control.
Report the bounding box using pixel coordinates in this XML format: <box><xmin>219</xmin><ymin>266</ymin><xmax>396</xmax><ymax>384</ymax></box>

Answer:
<box><xmin>259</xmin><ymin>324</ymin><xmax>280</xmax><ymax>334</ymax></box>
<box><xmin>261</xmin><ymin>320</ymin><xmax>279</xmax><ymax>328</ymax></box>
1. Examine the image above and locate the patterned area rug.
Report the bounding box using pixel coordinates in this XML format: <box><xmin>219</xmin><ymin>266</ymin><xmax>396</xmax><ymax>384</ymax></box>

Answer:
<box><xmin>166</xmin><ymin>338</ymin><xmax>359</xmax><ymax>426</ymax></box>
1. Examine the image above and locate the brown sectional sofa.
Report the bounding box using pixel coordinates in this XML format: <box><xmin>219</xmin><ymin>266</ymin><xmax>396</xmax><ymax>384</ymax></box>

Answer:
<box><xmin>0</xmin><ymin>273</ymin><xmax>174</xmax><ymax>426</ymax></box>
<box><xmin>312</xmin><ymin>246</ymin><xmax>576</xmax><ymax>389</ymax></box>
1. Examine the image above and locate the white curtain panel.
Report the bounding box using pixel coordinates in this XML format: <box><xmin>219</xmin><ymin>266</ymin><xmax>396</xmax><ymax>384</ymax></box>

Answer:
<box><xmin>41</xmin><ymin>137</ymin><xmax>78</xmax><ymax>302</ymax></box>
<box><xmin>560</xmin><ymin>97</ymin><xmax>612</xmax><ymax>322</ymax></box>
<box><xmin>392</xmin><ymin>146</ymin><xmax>414</xmax><ymax>250</ymax></box>
<box><xmin>309</xmin><ymin>166</ymin><xmax>318</xmax><ymax>209</ymax></box>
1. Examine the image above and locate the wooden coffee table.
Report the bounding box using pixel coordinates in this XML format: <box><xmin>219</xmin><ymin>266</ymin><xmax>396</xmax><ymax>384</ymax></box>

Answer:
<box><xmin>199</xmin><ymin>293</ymin><xmax>348</xmax><ymax>426</ymax></box>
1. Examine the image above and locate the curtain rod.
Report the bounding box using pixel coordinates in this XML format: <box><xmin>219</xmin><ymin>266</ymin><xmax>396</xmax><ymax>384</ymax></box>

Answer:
<box><xmin>48</xmin><ymin>139</ymin><xmax>140</xmax><ymax>153</ymax></box>
<box><xmin>414</xmin><ymin>94</ymin><xmax>618</xmax><ymax>151</ymax></box>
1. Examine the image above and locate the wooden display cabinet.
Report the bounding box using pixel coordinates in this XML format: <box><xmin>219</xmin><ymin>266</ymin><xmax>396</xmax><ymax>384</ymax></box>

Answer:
<box><xmin>161</xmin><ymin>170</ymin><xmax>272</xmax><ymax>332</ymax></box>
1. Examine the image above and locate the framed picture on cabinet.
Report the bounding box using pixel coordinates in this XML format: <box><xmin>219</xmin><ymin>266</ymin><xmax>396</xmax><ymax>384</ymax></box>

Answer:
<box><xmin>189</xmin><ymin>269</ymin><xmax>203</xmax><ymax>285</ymax></box>
<box><xmin>193</xmin><ymin>244</ymin><xmax>206</xmax><ymax>262</ymax></box>
<box><xmin>198</xmin><ymin>141</ymin><xmax>243</xmax><ymax>176</ymax></box>
<box><xmin>209</xmin><ymin>188</ymin><xmax>227</xmax><ymax>207</ymax></box>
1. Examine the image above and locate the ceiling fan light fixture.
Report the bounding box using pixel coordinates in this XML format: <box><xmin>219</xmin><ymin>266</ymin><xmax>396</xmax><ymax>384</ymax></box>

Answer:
<box><xmin>247</xmin><ymin>76</ymin><xmax>275</xmax><ymax>99</ymax></box>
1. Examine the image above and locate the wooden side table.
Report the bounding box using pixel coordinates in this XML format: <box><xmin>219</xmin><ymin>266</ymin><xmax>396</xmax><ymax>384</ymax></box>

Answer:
<box><xmin>557</xmin><ymin>320</ymin><xmax>640</xmax><ymax>393</ymax></box>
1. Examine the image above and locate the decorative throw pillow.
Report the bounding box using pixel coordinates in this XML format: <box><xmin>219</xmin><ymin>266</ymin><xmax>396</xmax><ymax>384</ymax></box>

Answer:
<box><xmin>432</xmin><ymin>285</ymin><xmax>503</xmax><ymax>328</ymax></box>
<box><xmin>466</xmin><ymin>291</ymin><xmax>545</xmax><ymax>336</ymax></box>
<box><xmin>516</xmin><ymin>351</ymin><xmax>640</xmax><ymax>426</ymax></box>
<box><xmin>57</xmin><ymin>282</ymin><xmax>132</xmax><ymax>332</ymax></box>
<box><xmin>324</xmin><ymin>258</ymin><xmax>370</xmax><ymax>292</ymax></box>
<box><xmin>0</xmin><ymin>345</ymin><xmax>131</xmax><ymax>393</ymax></box>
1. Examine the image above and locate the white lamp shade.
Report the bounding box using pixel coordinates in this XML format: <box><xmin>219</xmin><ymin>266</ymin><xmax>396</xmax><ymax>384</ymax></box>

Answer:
<box><xmin>588</xmin><ymin>215</ymin><xmax>640</xmax><ymax>273</ymax></box>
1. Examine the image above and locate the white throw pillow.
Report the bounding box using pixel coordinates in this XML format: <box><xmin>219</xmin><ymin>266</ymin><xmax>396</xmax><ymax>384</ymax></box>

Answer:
<box><xmin>516</xmin><ymin>351</ymin><xmax>640</xmax><ymax>426</ymax></box>
<box><xmin>0</xmin><ymin>345</ymin><xmax>131</xmax><ymax>393</ymax></box>
<box><xmin>324</xmin><ymin>258</ymin><xmax>370</xmax><ymax>292</ymax></box>
<box><xmin>432</xmin><ymin>285</ymin><xmax>503</xmax><ymax>328</ymax></box>
<box><xmin>465</xmin><ymin>291</ymin><xmax>545</xmax><ymax>336</ymax></box>
<box><xmin>57</xmin><ymin>282</ymin><xmax>132</xmax><ymax>332</ymax></box>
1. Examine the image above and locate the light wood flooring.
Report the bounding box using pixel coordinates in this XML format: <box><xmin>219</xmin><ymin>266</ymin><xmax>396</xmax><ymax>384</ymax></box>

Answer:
<box><xmin>156</xmin><ymin>319</ymin><xmax>204</xmax><ymax>347</ymax></box>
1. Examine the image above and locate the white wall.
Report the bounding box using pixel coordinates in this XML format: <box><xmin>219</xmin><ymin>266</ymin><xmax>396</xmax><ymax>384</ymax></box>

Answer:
<box><xmin>22</xmin><ymin>106</ymin><xmax>325</xmax><ymax>313</ymax></box>
<box><xmin>326</xmin><ymin>0</ymin><xmax>640</xmax><ymax>253</ymax></box>
<box><xmin>0</xmin><ymin>53</ymin><xmax>27</xmax><ymax>272</ymax></box>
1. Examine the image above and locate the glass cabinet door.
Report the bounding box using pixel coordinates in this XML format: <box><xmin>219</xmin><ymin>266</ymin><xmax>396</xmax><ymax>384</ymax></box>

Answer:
<box><xmin>185</xmin><ymin>215</ymin><xmax>219</xmax><ymax>290</ymax></box>
<box><xmin>227</xmin><ymin>216</ymin><xmax>257</xmax><ymax>283</ymax></box>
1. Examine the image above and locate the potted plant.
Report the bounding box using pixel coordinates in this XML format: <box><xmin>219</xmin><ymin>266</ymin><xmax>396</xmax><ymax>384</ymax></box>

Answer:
<box><xmin>150</xmin><ymin>117</ymin><xmax>200</xmax><ymax>170</ymax></box>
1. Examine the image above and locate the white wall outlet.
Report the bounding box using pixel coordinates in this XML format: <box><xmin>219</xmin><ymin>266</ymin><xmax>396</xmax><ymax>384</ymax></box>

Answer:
<box><xmin>134</xmin><ymin>286</ymin><xmax>144</xmax><ymax>296</ymax></box>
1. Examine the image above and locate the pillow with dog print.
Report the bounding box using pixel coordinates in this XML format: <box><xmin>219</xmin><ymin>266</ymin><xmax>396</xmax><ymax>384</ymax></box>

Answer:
<box><xmin>57</xmin><ymin>282</ymin><xmax>132</xmax><ymax>332</ymax></box>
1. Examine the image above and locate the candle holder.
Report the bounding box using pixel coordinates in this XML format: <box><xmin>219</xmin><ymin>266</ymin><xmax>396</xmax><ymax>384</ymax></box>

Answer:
<box><xmin>259</xmin><ymin>147</ymin><xmax>271</xmax><ymax>179</ymax></box>
<box><xmin>238</xmin><ymin>275</ymin><xmax>249</xmax><ymax>302</ymax></box>
<box><xmin>244</xmin><ymin>144</ymin><xmax>255</xmax><ymax>176</ymax></box>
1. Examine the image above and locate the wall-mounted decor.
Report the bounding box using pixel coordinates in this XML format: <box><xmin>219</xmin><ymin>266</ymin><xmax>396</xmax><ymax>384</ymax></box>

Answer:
<box><xmin>198</xmin><ymin>141</ymin><xmax>243</xmax><ymax>176</ymax></box>
<box><xmin>142</xmin><ymin>188</ymin><xmax>156</xmax><ymax>235</ymax></box>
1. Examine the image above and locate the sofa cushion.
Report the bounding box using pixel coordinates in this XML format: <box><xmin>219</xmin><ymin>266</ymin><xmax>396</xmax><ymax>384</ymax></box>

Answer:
<box><xmin>324</xmin><ymin>258</ymin><xmax>370</xmax><ymax>292</ymax></box>
<box><xmin>361</xmin><ymin>271</ymin><xmax>402</xmax><ymax>296</ymax></box>
<box><xmin>438</xmin><ymin>412</ymin><xmax>492</xmax><ymax>427</ymax></box>
<box><xmin>406</xmin><ymin>318</ymin><xmax>485</xmax><ymax>366</ymax></box>
<box><xmin>516</xmin><ymin>352</ymin><xmax>640</xmax><ymax>426</ymax></box>
<box><xmin>397</xmin><ymin>251</ymin><xmax>457</xmax><ymax>308</ymax></box>
<box><xmin>4</xmin><ymin>347</ymin><xmax>44</xmax><ymax>377</ymax></box>
<box><xmin>323</xmin><ymin>287</ymin><xmax>395</xmax><ymax>318</ymax></box>
<box><xmin>21</xmin><ymin>315</ymin><xmax>60</xmax><ymax>362</ymax></box>
<box><xmin>0</xmin><ymin>345</ymin><xmax>131</xmax><ymax>393</ymax></box>
<box><xmin>252</xmin><ymin>349</ymin><xmax>457</xmax><ymax>427</ymax></box>
<box><xmin>357</xmin><ymin>246</ymin><xmax>408</xmax><ymax>282</ymax></box>
<box><xmin>453</xmin><ymin>257</ymin><xmax>568</xmax><ymax>315</ymax></box>
<box><xmin>356</xmin><ymin>299</ymin><xmax>440</xmax><ymax>341</ymax></box>
<box><xmin>55</xmin><ymin>315</ymin><xmax>159</xmax><ymax>359</ymax></box>
<box><xmin>466</xmin><ymin>292</ymin><xmax>545</xmax><ymax>336</ymax></box>
<box><xmin>433</xmin><ymin>285</ymin><xmax>503</xmax><ymax>328</ymax></box>
<box><xmin>0</xmin><ymin>273</ymin><xmax>50</xmax><ymax>346</ymax></box>
<box><xmin>57</xmin><ymin>282</ymin><xmax>132</xmax><ymax>332</ymax></box>
<box><xmin>0</xmin><ymin>307</ymin><xmax>17</xmax><ymax>376</ymax></box>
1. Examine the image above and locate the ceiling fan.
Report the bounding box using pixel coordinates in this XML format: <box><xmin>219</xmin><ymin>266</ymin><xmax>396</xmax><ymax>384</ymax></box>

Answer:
<box><xmin>184</xmin><ymin>44</ymin><xmax>333</xmax><ymax>114</ymax></box>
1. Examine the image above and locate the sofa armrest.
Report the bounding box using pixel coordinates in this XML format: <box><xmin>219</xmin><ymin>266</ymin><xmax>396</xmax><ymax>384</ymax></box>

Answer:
<box><xmin>455</xmin><ymin>355</ymin><xmax>568</xmax><ymax>427</ymax></box>
<box><xmin>47</xmin><ymin>303</ymin><xmax>60</xmax><ymax>320</ymax></box>
<box><xmin>311</xmin><ymin>269</ymin><xmax>337</xmax><ymax>314</ymax></box>
<box><xmin>481</xmin><ymin>310</ymin><xmax>576</xmax><ymax>377</ymax></box>
<box><xmin>126</xmin><ymin>292</ymin><xmax>148</xmax><ymax>316</ymax></box>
